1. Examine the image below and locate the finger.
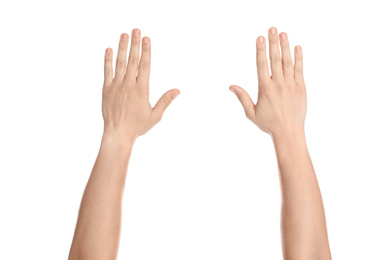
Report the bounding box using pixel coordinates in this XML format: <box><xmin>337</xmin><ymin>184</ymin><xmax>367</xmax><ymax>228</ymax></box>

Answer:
<box><xmin>152</xmin><ymin>89</ymin><xmax>180</xmax><ymax>122</ymax></box>
<box><xmin>103</xmin><ymin>48</ymin><xmax>113</xmax><ymax>87</ymax></box>
<box><xmin>256</xmin><ymin>36</ymin><xmax>270</xmax><ymax>87</ymax></box>
<box><xmin>229</xmin><ymin>85</ymin><xmax>255</xmax><ymax>120</ymax></box>
<box><xmin>114</xmin><ymin>33</ymin><xmax>129</xmax><ymax>82</ymax></box>
<box><xmin>294</xmin><ymin>45</ymin><xmax>304</xmax><ymax>84</ymax></box>
<box><xmin>279</xmin><ymin>32</ymin><xmax>294</xmax><ymax>80</ymax></box>
<box><xmin>125</xmin><ymin>28</ymin><xmax>141</xmax><ymax>82</ymax></box>
<box><xmin>268</xmin><ymin>27</ymin><xmax>283</xmax><ymax>80</ymax></box>
<box><xmin>137</xmin><ymin>37</ymin><xmax>151</xmax><ymax>84</ymax></box>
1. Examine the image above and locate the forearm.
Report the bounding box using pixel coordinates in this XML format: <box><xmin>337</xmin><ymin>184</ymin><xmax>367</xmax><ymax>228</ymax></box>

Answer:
<box><xmin>69</xmin><ymin>132</ymin><xmax>135</xmax><ymax>260</ymax></box>
<box><xmin>272</xmin><ymin>131</ymin><xmax>331</xmax><ymax>260</ymax></box>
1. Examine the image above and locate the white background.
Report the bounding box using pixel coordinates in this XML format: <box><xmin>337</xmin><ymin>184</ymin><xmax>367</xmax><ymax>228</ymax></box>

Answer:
<box><xmin>1</xmin><ymin>0</ymin><xmax>389</xmax><ymax>259</ymax></box>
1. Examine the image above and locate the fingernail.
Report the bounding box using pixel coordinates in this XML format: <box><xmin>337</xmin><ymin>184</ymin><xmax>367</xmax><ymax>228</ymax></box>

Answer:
<box><xmin>143</xmin><ymin>37</ymin><xmax>149</xmax><ymax>44</ymax></box>
<box><xmin>122</xmin><ymin>34</ymin><xmax>128</xmax><ymax>41</ymax></box>
<box><xmin>270</xmin><ymin>28</ymin><xmax>276</xmax><ymax>35</ymax></box>
<box><xmin>106</xmin><ymin>48</ymin><xmax>111</xmax><ymax>54</ymax></box>
<box><xmin>280</xmin><ymin>33</ymin><xmax>286</xmax><ymax>41</ymax></box>
<box><xmin>258</xmin><ymin>36</ymin><xmax>264</xmax><ymax>44</ymax></box>
<box><xmin>296</xmin><ymin>46</ymin><xmax>301</xmax><ymax>52</ymax></box>
<box><xmin>133</xmin><ymin>29</ymin><xmax>139</xmax><ymax>37</ymax></box>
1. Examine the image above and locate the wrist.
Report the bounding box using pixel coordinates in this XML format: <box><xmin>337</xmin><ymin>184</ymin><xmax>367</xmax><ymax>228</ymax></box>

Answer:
<box><xmin>103</xmin><ymin>126</ymin><xmax>138</xmax><ymax>143</ymax></box>
<box><xmin>101</xmin><ymin>129</ymin><xmax>137</xmax><ymax>154</ymax></box>
<box><xmin>270</xmin><ymin>128</ymin><xmax>306</xmax><ymax>145</ymax></box>
<box><xmin>270</xmin><ymin>128</ymin><xmax>308</xmax><ymax>161</ymax></box>
<box><xmin>270</xmin><ymin>128</ymin><xmax>310</xmax><ymax>173</ymax></box>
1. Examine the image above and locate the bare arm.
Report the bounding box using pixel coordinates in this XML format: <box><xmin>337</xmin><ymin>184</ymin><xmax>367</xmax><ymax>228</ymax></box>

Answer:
<box><xmin>68</xmin><ymin>28</ymin><xmax>180</xmax><ymax>260</ymax></box>
<box><xmin>230</xmin><ymin>27</ymin><xmax>331</xmax><ymax>260</ymax></box>
<box><xmin>272</xmin><ymin>131</ymin><xmax>330</xmax><ymax>259</ymax></box>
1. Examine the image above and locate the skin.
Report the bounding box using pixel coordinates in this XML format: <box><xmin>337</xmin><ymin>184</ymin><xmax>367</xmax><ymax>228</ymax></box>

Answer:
<box><xmin>69</xmin><ymin>27</ymin><xmax>331</xmax><ymax>260</ymax></box>
<box><xmin>229</xmin><ymin>27</ymin><xmax>332</xmax><ymax>259</ymax></box>
<box><xmin>68</xmin><ymin>28</ymin><xmax>179</xmax><ymax>260</ymax></box>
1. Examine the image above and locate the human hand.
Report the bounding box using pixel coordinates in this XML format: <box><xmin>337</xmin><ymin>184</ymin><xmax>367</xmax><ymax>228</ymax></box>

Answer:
<box><xmin>229</xmin><ymin>27</ymin><xmax>306</xmax><ymax>138</ymax></box>
<box><xmin>102</xmin><ymin>29</ymin><xmax>180</xmax><ymax>142</ymax></box>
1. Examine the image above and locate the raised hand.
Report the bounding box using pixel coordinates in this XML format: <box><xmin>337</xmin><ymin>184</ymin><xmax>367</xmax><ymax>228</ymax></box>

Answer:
<box><xmin>69</xmin><ymin>29</ymin><xmax>180</xmax><ymax>260</ymax></box>
<box><xmin>230</xmin><ymin>28</ymin><xmax>331</xmax><ymax>260</ymax></box>
<box><xmin>103</xmin><ymin>29</ymin><xmax>180</xmax><ymax>142</ymax></box>
<box><xmin>230</xmin><ymin>27</ymin><xmax>306</xmax><ymax>138</ymax></box>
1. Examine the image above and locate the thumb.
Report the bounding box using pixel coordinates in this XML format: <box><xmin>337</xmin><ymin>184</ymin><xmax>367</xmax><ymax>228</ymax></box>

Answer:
<box><xmin>229</xmin><ymin>85</ymin><xmax>255</xmax><ymax>119</ymax></box>
<box><xmin>152</xmin><ymin>88</ymin><xmax>180</xmax><ymax>120</ymax></box>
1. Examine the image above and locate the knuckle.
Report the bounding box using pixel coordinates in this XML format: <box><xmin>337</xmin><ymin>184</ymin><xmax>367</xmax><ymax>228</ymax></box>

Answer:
<box><xmin>257</xmin><ymin>59</ymin><xmax>267</xmax><ymax>68</ymax></box>
<box><xmin>257</xmin><ymin>45</ymin><xmax>265</xmax><ymax>52</ymax></box>
<box><xmin>295</xmin><ymin>56</ymin><xmax>303</xmax><ymax>62</ymax></box>
<box><xmin>282</xmin><ymin>59</ymin><xmax>293</xmax><ymax>68</ymax></box>
<box><xmin>128</xmin><ymin>56</ymin><xmax>138</xmax><ymax>64</ymax></box>
<box><xmin>117</xmin><ymin>60</ymin><xmax>125</xmax><ymax>68</ymax></box>
<box><xmin>260</xmin><ymin>85</ymin><xmax>271</xmax><ymax>96</ymax></box>
<box><xmin>163</xmin><ymin>98</ymin><xmax>172</xmax><ymax>106</ymax></box>
<box><xmin>244</xmin><ymin>110</ymin><xmax>251</xmax><ymax>119</ymax></box>
<box><xmin>295</xmin><ymin>66</ymin><xmax>303</xmax><ymax>73</ymax></box>
<box><xmin>131</xmin><ymin>38</ymin><xmax>140</xmax><ymax>45</ymax></box>
<box><xmin>270</xmin><ymin>57</ymin><xmax>280</xmax><ymax>65</ymax></box>
<box><xmin>295</xmin><ymin>77</ymin><xmax>305</xmax><ymax>85</ymax></box>
<box><xmin>295</xmin><ymin>53</ymin><xmax>303</xmax><ymax>59</ymax></box>
<box><xmin>244</xmin><ymin>110</ymin><xmax>254</xmax><ymax>120</ymax></box>
<box><xmin>140</xmin><ymin>60</ymin><xmax>150</xmax><ymax>70</ymax></box>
